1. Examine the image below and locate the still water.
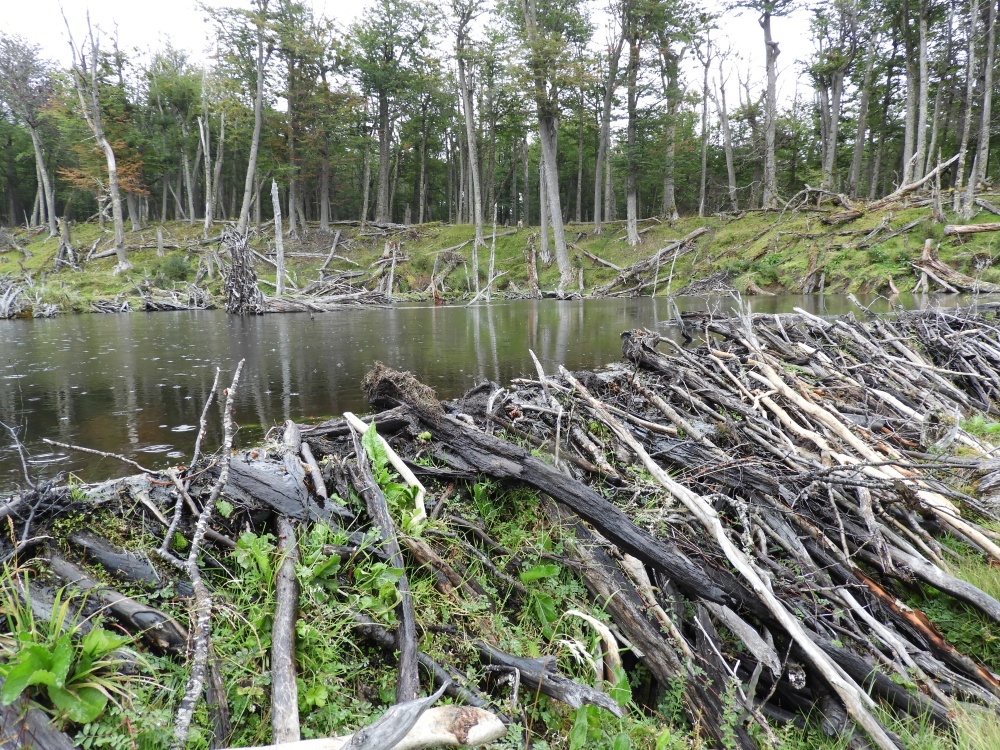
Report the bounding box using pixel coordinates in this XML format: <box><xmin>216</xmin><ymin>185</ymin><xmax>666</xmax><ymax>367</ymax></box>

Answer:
<box><xmin>0</xmin><ymin>294</ymin><xmax>989</xmax><ymax>489</ymax></box>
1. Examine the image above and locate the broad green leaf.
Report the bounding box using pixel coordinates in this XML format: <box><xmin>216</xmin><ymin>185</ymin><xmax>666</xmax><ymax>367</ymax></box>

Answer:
<box><xmin>612</xmin><ymin>732</ymin><xmax>631</xmax><ymax>750</ymax></box>
<box><xmin>519</xmin><ymin>564</ymin><xmax>560</xmax><ymax>584</ymax></box>
<box><xmin>1</xmin><ymin>650</ymin><xmax>47</xmax><ymax>704</ymax></box>
<box><xmin>568</xmin><ymin>708</ymin><xmax>589</xmax><ymax>750</ymax></box>
<box><xmin>610</xmin><ymin>666</ymin><xmax>632</xmax><ymax>707</ymax></box>
<box><xmin>216</xmin><ymin>499</ymin><xmax>234</xmax><ymax>518</ymax></box>
<box><xmin>48</xmin><ymin>684</ymin><xmax>107</xmax><ymax>723</ymax></box>
<box><xmin>49</xmin><ymin>636</ymin><xmax>74</xmax><ymax>686</ymax></box>
<box><xmin>362</xmin><ymin>422</ymin><xmax>389</xmax><ymax>470</ymax></box>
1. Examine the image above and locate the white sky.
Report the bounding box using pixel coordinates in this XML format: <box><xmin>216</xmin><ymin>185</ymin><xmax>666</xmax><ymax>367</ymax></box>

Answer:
<box><xmin>5</xmin><ymin>0</ymin><xmax>814</xmax><ymax>103</ymax></box>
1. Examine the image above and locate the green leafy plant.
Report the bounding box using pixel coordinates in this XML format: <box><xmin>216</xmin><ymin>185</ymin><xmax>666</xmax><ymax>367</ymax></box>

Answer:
<box><xmin>362</xmin><ymin>423</ymin><xmax>421</xmax><ymax>529</ymax></box>
<box><xmin>0</xmin><ymin>573</ymin><xmax>133</xmax><ymax>725</ymax></box>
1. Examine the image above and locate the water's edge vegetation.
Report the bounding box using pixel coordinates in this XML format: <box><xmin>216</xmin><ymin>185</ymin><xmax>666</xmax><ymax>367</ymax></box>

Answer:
<box><xmin>4</xmin><ymin>194</ymin><xmax>1000</xmax><ymax>317</ymax></box>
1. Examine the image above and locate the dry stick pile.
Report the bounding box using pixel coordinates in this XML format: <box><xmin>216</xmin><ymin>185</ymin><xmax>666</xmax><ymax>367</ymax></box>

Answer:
<box><xmin>345</xmin><ymin>303</ymin><xmax>1000</xmax><ymax>748</ymax></box>
<box><xmin>6</xmin><ymin>305</ymin><xmax>1000</xmax><ymax>748</ymax></box>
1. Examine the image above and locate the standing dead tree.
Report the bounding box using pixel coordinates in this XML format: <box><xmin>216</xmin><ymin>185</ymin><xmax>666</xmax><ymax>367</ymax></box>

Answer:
<box><xmin>223</xmin><ymin>229</ymin><xmax>266</xmax><ymax>314</ymax></box>
<box><xmin>62</xmin><ymin>12</ymin><xmax>129</xmax><ymax>272</ymax></box>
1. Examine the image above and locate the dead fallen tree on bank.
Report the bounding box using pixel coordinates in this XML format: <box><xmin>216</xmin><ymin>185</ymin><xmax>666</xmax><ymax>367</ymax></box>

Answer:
<box><xmin>593</xmin><ymin>227</ymin><xmax>710</xmax><ymax>297</ymax></box>
<box><xmin>7</xmin><ymin>304</ymin><xmax>1000</xmax><ymax>747</ymax></box>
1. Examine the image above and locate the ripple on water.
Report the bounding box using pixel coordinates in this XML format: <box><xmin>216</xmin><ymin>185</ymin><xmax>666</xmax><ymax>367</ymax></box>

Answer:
<box><xmin>138</xmin><ymin>444</ymin><xmax>173</xmax><ymax>454</ymax></box>
<box><xmin>171</xmin><ymin>425</ymin><xmax>197</xmax><ymax>433</ymax></box>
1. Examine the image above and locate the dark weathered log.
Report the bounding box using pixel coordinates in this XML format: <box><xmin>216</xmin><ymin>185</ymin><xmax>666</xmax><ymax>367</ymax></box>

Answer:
<box><xmin>347</xmin><ymin>435</ymin><xmax>420</xmax><ymax>704</ymax></box>
<box><xmin>47</xmin><ymin>553</ymin><xmax>188</xmax><ymax>653</ymax></box>
<box><xmin>544</xmin><ymin>502</ymin><xmax>755</xmax><ymax>749</ymax></box>
<box><xmin>271</xmin><ymin>516</ymin><xmax>300</xmax><ymax>743</ymax></box>
<box><xmin>225</xmin><ymin>456</ymin><xmax>346</xmax><ymax>522</ymax></box>
<box><xmin>68</xmin><ymin>529</ymin><xmax>191</xmax><ymax>596</ymax></box>
<box><xmin>474</xmin><ymin>641</ymin><xmax>622</xmax><ymax>717</ymax></box>
<box><xmin>821</xmin><ymin>210</ymin><xmax>863</xmax><ymax>225</ymax></box>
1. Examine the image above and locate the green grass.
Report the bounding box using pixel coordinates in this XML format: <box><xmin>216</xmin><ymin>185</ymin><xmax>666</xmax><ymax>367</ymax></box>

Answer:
<box><xmin>6</xmin><ymin>192</ymin><xmax>1000</xmax><ymax>311</ymax></box>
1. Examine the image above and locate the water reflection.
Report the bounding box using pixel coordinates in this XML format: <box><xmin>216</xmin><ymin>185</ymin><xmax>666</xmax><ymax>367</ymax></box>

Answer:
<box><xmin>1</xmin><ymin>293</ymin><xmax>994</xmax><ymax>488</ymax></box>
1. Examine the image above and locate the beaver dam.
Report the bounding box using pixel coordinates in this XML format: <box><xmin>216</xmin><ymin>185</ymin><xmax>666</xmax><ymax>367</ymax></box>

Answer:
<box><xmin>6</xmin><ymin>303</ymin><xmax>1000</xmax><ymax>749</ymax></box>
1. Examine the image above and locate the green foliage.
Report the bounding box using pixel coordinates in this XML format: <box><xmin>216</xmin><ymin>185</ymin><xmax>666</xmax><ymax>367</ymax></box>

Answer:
<box><xmin>362</xmin><ymin>422</ymin><xmax>421</xmax><ymax>529</ymax></box>
<box><xmin>961</xmin><ymin>415</ymin><xmax>1000</xmax><ymax>440</ymax></box>
<box><xmin>0</xmin><ymin>570</ymin><xmax>133</xmax><ymax>727</ymax></box>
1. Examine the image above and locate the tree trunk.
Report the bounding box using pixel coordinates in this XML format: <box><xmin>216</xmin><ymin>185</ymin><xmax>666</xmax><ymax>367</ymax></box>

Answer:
<box><xmin>126</xmin><ymin>192</ymin><xmax>142</xmax><ymax>232</ymax></box>
<box><xmin>594</xmin><ymin>33</ymin><xmax>623</xmax><ymax>234</ymax></box>
<box><xmin>715</xmin><ymin>63</ymin><xmax>738</xmax><ymax>211</ymax></box>
<box><xmin>361</xmin><ymin>124</ymin><xmax>372</xmax><ymax>226</ymax></box>
<box><xmin>456</xmin><ymin>46</ymin><xmax>484</xmax><ymax>246</ymax></box>
<box><xmin>418</xmin><ymin>107</ymin><xmax>428</xmax><ymax>225</ymax></box>
<box><xmin>539</xmin><ymin>159</ymin><xmax>550</xmax><ymax>263</ymax></box>
<box><xmin>913</xmin><ymin>0</ymin><xmax>930</xmax><ymax>183</ymax></box>
<box><xmin>820</xmin><ymin>70</ymin><xmax>845</xmax><ymax>192</ymax></box>
<box><xmin>272</xmin><ymin>180</ymin><xmax>285</xmax><ymax>296</ymax></box>
<box><xmin>849</xmin><ymin>45</ymin><xmax>876</xmax><ymax>197</ymax></box>
<box><xmin>698</xmin><ymin>39</ymin><xmax>711</xmax><ymax>217</ymax></box>
<box><xmin>964</xmin><ymin>0</ymin><xmax>997</xmax><ymax>216</ymax></box>
<box><xmin>181</xmin><ymin>121</ymin><xmax>196</xmax><ymax>225</ymax></box>
<box><xmin>522</xmin><ymin>137</ymin><xmax>530</xmax><ymax>226</ymax></box>
<box><xmin>237</xmin><ymin>11</ymin><xmax>268</xmax><ymax>236</ymax></box>
<box><xmin>375</xmin><ymin>88</ymin><xmax>392</xmax><ymax>224</ymax></box>
<box><xmin>760</xmin><ymin>11</ymin><xmax>780</xmax><ymax>208</ymax></box>
<box><xmin>522</xmin><ymin>0</ymin><xmax>573</xmax><ymax>293</ymax></box>
<box><xmin>320</xmin><ymin>134</ymin><xmax>331</xmax><ymax>231</ymax></box>
<box><xmin>625</xmin><ymin>27</ymin><xmax>641</xmax><ymax>245</ymax></box>
<box><xmin>954</xmin><ymin>0</ymin><xmax>979</xmax><ymax>212</ymax></box>
<box><xmin>27</xmin><ymin>127</ymin><xmax>57</xmax><ymax>237</ymax></box>
<box><xmin>575</xmin><ymin>103</ymin><xmax>584</xmax><ymax>224</ymax></box>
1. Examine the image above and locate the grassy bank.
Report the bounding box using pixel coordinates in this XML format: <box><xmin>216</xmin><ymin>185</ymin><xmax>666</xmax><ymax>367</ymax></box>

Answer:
<box><xmin>3</xmin><ymin>193</ymin><xmax>1000</xmax><ymax>314</ymax></box>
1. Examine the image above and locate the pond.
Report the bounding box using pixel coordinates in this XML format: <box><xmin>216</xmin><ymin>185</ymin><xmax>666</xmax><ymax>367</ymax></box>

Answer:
<box><xmin>0</xmin><ymin>293</ymin><xmax>991</xmax><ymax>489</ymax></box>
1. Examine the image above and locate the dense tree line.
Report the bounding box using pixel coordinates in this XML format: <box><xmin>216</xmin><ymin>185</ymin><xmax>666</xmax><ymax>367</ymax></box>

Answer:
<box><xmin>0</xmin><ymin>0</ymin><xmax>997</xmax><ymax>276</ymax></box>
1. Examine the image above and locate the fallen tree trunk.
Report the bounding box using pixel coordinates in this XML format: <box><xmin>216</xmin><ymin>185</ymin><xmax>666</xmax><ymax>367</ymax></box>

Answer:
<box><xmin>943</xmin><ymin>222</ymin><xmax>1000</xmax><ymax>235</ymax></box>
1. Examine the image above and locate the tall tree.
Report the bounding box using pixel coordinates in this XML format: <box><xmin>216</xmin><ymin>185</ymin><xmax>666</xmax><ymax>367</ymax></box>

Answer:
<box><xmin>516</xmin><ymin>0</ymin><xmax>590</xmax><ymax>293</ymax></box>
<box><xmin>64</xmin><ymin>14</ymin><xmax>129</xmax><ymax>269</ymax></box>
<box><xmin>452</xmin><ymin>0</ymin><xmax>486</xmax><ymax>248</ymax></box>
<box><xmin>964</xmin><ymin>0</ymin><xmax>997</xmax><ymax>215</ymax></box>
<box><xmin>0</xmin><ymin>35</ymin><xmax>58</xmax><ymax>237</ymax></box>
<box><xmin>352</xmin><ymin>0</ymin><xmax>435</xmax><ymax>225</ymax></box>
<box><xmin>810</xmin><ymin>0</ymin><xmax>859</xmax><ymax>192</ymax></box>
<box><xmin>594</xmin><ymin>14</ymin><xmax>624</xmax><ymax>233</ymax></box>
<box><xmin>740</xmin><ymin>0</ymin><xmax>795</xmax><ymax>207</ymax></box>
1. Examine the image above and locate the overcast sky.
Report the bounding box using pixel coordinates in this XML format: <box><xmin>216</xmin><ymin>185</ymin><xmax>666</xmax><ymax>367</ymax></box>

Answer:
<box><xmin>5</xmin><ymin>0</ymin><xmax>815</xmax><ymax>103</ymax></box>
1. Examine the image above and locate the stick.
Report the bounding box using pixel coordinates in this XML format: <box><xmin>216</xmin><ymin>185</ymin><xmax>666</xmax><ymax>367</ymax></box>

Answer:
<box><xmin>347</xmin><ymin>427</ymin><xmax>420</xmax><ymax>704</ymax></box>
<box><xmin>271</xmin><ymin>516</ymin><xmax>301</xmax><ymax>743</ymax></box>
<box><xmin>559</xmin><ymin>366</ymin><xmax>900</xmax><ymax>750</ymax></box>
<box><xmin>172</xmin><ymin>360</ymin><xmax>245</xmax><ymax>750</ymax></box>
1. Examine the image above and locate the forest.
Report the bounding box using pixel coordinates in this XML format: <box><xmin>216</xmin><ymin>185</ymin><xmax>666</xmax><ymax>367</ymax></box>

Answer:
<box><xmin>0</xmin><ymin>0</ymin><xmax>998</xmax><ymax>293</ymax></box>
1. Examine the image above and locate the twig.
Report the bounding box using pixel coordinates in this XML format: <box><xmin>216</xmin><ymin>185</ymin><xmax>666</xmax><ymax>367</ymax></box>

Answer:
<box><xmin>171</xmin><ymin>359</ymin><xmax>244</xmax><ymax>750</ymax></box>
<box><xmin>41</xmin><ymin>438</ymin><xmax>155</xmax><ymax>475</ymax></box>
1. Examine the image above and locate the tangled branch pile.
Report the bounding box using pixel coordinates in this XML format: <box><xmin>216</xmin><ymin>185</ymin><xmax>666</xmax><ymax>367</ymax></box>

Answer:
<box><xmin>5</xmin><ymin>304</ymin><xmax>1000</xmax><ymax>748</ymax></box>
